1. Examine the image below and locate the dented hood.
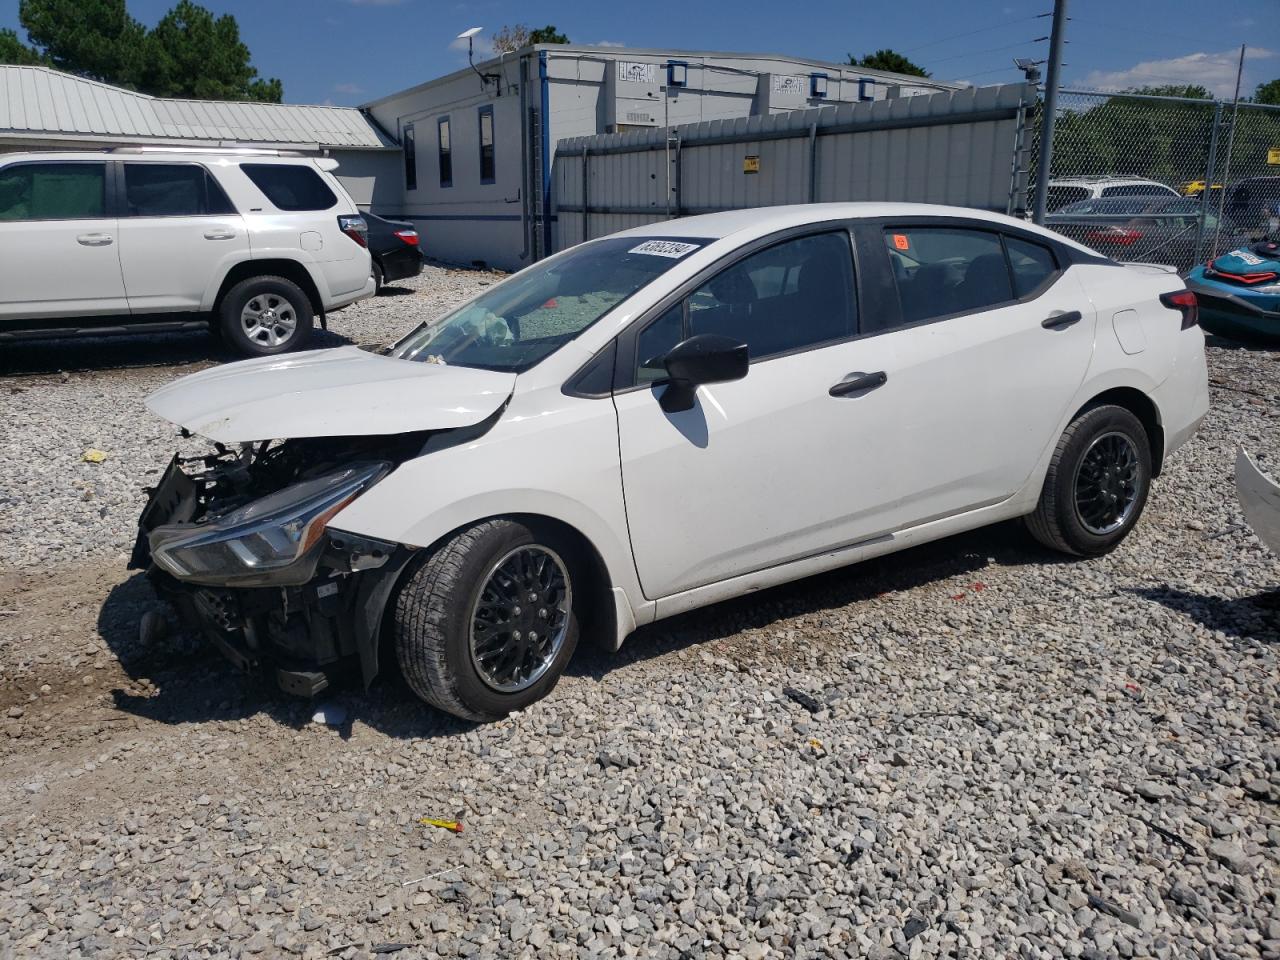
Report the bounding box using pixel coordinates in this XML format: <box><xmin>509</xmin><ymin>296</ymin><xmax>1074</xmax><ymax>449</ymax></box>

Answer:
<box><xmin>146</xmin><ymin>346</ymin><xmax>515</xmax><ymax>443</ymax></box>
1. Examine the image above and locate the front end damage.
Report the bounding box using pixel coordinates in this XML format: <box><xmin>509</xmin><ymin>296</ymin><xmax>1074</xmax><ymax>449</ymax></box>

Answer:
<box><xmin>130</xmin><ymin>434</ymin><xmax>427</xmax><ymax>697</ymax></box>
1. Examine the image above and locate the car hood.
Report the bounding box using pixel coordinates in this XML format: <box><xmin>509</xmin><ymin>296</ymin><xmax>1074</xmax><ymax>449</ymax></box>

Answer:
<box><xmin>146</xmin><ymin>345</ymin><xmax>516</xmax><ymax>443</ymax></box>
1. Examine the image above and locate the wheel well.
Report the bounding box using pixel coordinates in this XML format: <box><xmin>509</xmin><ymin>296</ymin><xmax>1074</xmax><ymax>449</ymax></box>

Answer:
<box><xmin>1075</xmin><ymin>387</ymin><xmax>1165</xmax><ymax>476</ymax></box>
<box><xmin>513</xmin><ymin>515</ymin><xmax>618</xmax><ymax>651</ymax></box>
<box><xmin>213</xmin><ymin>260</ymin><xmax>323</xmax><ymax>319</ymax></box>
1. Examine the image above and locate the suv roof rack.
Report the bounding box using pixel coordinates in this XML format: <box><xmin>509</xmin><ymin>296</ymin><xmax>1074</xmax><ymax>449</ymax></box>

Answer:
<box><xmin>107</xmin><ymin>146</ymin><xmax>309</xmax><ymax>157</ymax></box>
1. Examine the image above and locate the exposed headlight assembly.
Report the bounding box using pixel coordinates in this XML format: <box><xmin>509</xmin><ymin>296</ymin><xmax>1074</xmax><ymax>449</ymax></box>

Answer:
<box><xmin>149</xmin><ymin>462</ymin><xmax>390</xmax><ymax>587</ymax></box>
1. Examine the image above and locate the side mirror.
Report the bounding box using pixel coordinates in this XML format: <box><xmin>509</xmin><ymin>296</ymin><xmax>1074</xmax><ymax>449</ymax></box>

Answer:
<box><xmin>658</xmin><ymin>334</ymin><xmax>749</xmax><ymax>413</ymax></box>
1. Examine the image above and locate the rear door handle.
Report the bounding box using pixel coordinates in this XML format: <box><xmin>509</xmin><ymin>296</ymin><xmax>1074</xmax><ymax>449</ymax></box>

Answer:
<box><xmin>203</xmin><ymin>229</ymin><xmax>236</xmax><ymax>240</ymax></box>
<box><xmin>1042</xmin><ymin>310</ymin><xmax>1083</xmax><ymax>330</ymax></box>
<box><xmin>76</xmin><ymin>233</ymin><xmax>113</xmax><ymax>246</ymax></box>
<box><xmin>829</xmin><ymin>370</ymin><xmax>888</xmax><ymax>397</ymax></box>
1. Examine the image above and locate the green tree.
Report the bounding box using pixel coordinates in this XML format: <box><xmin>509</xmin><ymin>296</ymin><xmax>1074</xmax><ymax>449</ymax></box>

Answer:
<box><xmin>527</xmin><ymin>25</ymin><xmax>569</xmax><ymax>45</ymax></box>
<box><xmin>1255</xmin><ymin>77</ymin><xmax>1280</xmax><ymax>106</ymax></box>
<box><xmin>18</xmin><ymin>0</ymin><xmax>146</xmax><ymax>85</ymax></box>
<box><xmin>1129</xmin><ymin>83</ymin><xmax>1211</xmax><ymax>100</ymax></box>
<box><xmin>0</xmin><ymin>27</ymin><xmax>44</xmax><ymax>65</ymax></box>
<box><xmin>848</xmin><ymin>48</ymin><xmax>930</xmax><ymax>78</ymax></box>
<box><xmin>10</xmin><ymin>0</ymin><xmax>280</xmax><ymax>101</ymax></box>
<box><xmin>143</xmin><ymin>0</ymin><xmax>282</xmax><ymax>102</ymax></box>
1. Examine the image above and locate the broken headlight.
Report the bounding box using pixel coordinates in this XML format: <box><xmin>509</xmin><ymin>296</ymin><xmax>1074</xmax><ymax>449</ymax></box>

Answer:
<box><xmin>149</xmin><ymin>461</ymin><xmax>390</xmax><ymax>587</ymax></box>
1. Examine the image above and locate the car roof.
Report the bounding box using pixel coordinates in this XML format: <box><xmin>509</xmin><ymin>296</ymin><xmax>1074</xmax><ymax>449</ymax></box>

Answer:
<box><xmin>0</xmin><ymin>150</ymin><xmax>321</xmax><ymax>165</ymax></box>
<box><xmin>607</xmin><ymin>202</ymin><xmax>1092</xmax><ymax>252</ymax></box>
<box><xmin>1048</xmin><ymin>176</ymin><xmax>1167</xmax><ymax>186</ymax></box>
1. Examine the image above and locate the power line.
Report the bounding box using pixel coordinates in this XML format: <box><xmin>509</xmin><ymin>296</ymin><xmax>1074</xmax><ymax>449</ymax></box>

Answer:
<box><xmin>901</xmin><ymin>15</ymin><xmax>1043</xmax><ymax>55</ymax></box>
<box><xmin>926</xmin><ymin>38</ymin><xmax>1047</xmax><ymax>67</ymax></box>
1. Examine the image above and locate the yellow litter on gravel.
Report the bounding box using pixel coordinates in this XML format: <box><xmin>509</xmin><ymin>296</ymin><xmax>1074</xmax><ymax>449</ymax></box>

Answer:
<box><xmin>81</xmin><ymin>449</ymin><xmax>109</xmax><ymax>463</ymax></box>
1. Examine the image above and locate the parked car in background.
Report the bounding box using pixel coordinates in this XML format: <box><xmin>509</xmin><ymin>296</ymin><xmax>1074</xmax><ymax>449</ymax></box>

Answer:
<box><xmin>364</xmin><ymin>212</ymin><xmax>424</xmax><ymax>292</ymax></box>
<box><xmin>0</xmin><ymin>148</ymin><xmax>374</xmax><ymax>356</ymax></box>
<box><xmin>1046</xmin><ymin>176</ymin><xmax>1180</xmax><ymax>212</ymax></box>
<box><xmin>1046</xmin><ymin>195</ymin><xmax>1245</xmax><ymax>270</ymax></box>
<box><xmin>1223</xmin><ymin>176</ymin><xmax>1280</xmax><ymax>237</ymax></box>
<box><xmin>133</xmin><ymin>203</ymin><xmax>1208</xmax><ymax>721</ymax></box>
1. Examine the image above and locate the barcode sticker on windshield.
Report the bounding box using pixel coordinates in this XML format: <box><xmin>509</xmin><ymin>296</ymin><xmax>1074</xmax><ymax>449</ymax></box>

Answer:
<box><xmin>629</xmin><ymin>240</ymin><xmax>700</xmax><ymax>259</ymax></box>
<box><xmin>1232</xmin><ymin>249</ymin><xmax>1265</xmax><ymax>265</ymax></box>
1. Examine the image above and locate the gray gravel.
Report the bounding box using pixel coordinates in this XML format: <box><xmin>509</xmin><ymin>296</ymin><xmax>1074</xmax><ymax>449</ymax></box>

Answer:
<box><xmin>0</xmin><ymin>275</ymin><xmax>1277</xmax><ymax>960</ymax></box>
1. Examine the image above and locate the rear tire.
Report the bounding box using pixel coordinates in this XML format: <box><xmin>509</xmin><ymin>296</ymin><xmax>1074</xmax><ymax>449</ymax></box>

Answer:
<box><xmin>393</xmin><ymin>520</ymin><xmax>581</xmax><ymax>721</ymax></box>
<box><xmin>372</xmin><ymin>261</ymin><xmax>384</xmax><ymax>294</ymax></box>
<box><xmin>218</xmin><ymin>276</ymin><xmax>313</xmax><ymax>357</ymax></box>
<box><xmin>1025</xmin><ymin>403</ymin><xmax>1152</xmax><ymax>557</ymax></box>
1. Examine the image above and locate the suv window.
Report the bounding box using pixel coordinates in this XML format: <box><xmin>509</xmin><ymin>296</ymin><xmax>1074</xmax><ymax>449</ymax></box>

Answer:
<box><xmin>240</xmin><ymin>163</ymin><xmax>337</xmax><ymax>211</ymax></box>
<box><xmin>124</xmin><ymin>163</ymin><xmax>235</xmax><ymax>217</ymax></box>
<box><xmin>1047</xmin><ymin>185</ymin><xmax>1089</xmax><ymax>210</ymax></box>
<box><xmin>1101</xmin><ymin>184</ymin><xmax>1170</xmax><ymax>197</ymax></box>
<box><xmin>1005</xmin><ymin>236</ymin><xmax>1058</xmax><ymax>297</ymax></box>
<box><xmin>634</xmin><ymin>231</ymin><xmax>857</xmax><ymax>376</ymax></box>
<box><xmin>885</xmin><ymin>227</ymin><xmax>1013</xmax><ymax>323</ymax></box>
<box><xmin>0</xmin><ymin>162</ymin><xmax>105</xmax><ymax>221</ymax></box>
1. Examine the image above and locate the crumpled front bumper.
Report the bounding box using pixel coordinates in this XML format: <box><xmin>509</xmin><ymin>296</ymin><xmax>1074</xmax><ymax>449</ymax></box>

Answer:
<box><xmin>131</xmin><ymin>457</ymin><xmax>415</xmax><ymax>696</ymax></box>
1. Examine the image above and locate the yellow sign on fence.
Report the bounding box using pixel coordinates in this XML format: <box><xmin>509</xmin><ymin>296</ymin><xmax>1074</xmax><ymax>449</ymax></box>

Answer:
<box><xmin>1268</xmin><ymin>147</ymin><xmax>1280</xmax><ymax>165</ymax></box>
<box><xmin>743</xmin><ymin>155</ymin><xmax>760</xmax><ymax>174</ymax></box>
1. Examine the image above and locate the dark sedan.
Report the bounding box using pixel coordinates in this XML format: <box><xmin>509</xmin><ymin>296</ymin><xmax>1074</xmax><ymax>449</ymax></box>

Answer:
<box><xmin>364</xmin><ymin>212</ymin><xmax>424</xmax><ymax>292</ymax></box>
<box><xmin>1046</xmin><ymin>196</ymin><xmax>1246</xmax><ymax>271</ymax></box>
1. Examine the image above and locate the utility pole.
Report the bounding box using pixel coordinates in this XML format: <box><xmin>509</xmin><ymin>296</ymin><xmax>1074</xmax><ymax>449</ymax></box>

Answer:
<box><xmin>1211</xmin><ymin>44</ymin><xmax>1247</xmax><ymax>257</ymax></box>
<box><xmin>1031</xmin><ymin>0</ymin><xmax>1068</xmax><ymax>225</ymax></box>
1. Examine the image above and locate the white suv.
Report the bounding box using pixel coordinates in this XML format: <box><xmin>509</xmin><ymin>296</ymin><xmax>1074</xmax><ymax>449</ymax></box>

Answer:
<box><xmin>0</xmin><ymin>149</ymin><xmax>374</xmax><ymax>356</ymax></box>
<box><xmin>1046</xmin><ymin>176</ymin><xmax>1179</xmax><ymax>212</ymax></box>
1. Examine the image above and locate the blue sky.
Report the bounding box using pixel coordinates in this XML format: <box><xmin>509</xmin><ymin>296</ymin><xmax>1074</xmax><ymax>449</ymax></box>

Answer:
<box><xmin>2</xmin><ymin>0</ymin><xmax>1275</xmax><ymax>106</ymax></box>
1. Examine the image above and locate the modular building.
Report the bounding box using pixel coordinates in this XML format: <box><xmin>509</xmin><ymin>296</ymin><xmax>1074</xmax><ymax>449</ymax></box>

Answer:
<box><xmin>363</xmin><ymin>45</ymin><xmax>961</xmax><ymax>269</ymax></box>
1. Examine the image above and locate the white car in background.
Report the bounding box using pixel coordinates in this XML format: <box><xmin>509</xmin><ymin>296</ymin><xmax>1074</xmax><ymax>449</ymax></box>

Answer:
<box><xmin>0</xmin><ymin>149</ymin><xmax>373</xmax><ymax>356</ymax></box>
<box><xmin>133</xmin><ymin>203</ymin><xmax>1209</xmax><ymax>720</ymax></box>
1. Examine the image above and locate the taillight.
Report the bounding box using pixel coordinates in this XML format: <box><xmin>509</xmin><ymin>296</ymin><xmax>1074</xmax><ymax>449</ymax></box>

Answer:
<box><xmin>337</xmin><ymin>215</ymin><xmax>368</xmax><ymax>248</ymax></box>
<box><xmin>393</xmin><ymin>228</ymin><xmax>419</xmax><ymax>246</ymax></box>
<box><xmin>1085</xmin><ymin>226</ymin><xmax>1142</xmax><ymax>246</ymax></box>
<box><xmin>1160</xmin><ymin>289</ymin><xmax>1198</xmax><ymax>330</ymax></box>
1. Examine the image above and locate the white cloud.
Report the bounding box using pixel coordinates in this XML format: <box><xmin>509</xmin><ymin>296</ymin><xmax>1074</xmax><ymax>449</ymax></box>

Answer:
<box><xmin>346</xmin><ymin>0</ymin><xmax>406</xmax><ymax>5</ymax></box>
<box><xmin>333</xmin><ymin>83</ymin><xmax>365</xmax><ymax>94</ymax></box>
<box><xmin>1080</xmin><ymin>47</ymin><xmax>1275</xmax><ymax>98</ymax></box>
<box><xmin>593</xmin><ymin>40</ymin><xmax>626</xmax><ymax>48</ymax></box>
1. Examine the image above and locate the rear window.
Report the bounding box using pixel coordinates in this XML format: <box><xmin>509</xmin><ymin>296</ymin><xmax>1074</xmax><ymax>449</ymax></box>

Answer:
<box><xmin>125</xmin><ymin>163</ymin><xmax>235</xmax><ymax>217</ymax></box>
<box><xmin>240</xmin><ymin>163</ymin><xmax>337</xmax><ymax>211</ymax></box>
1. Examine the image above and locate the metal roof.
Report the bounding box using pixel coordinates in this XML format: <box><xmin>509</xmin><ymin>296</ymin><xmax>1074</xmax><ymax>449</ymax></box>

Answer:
<box><xmin>0</xmin><ymin>66</ymin><xmax>395</xmax><ymax>150</ymax></box>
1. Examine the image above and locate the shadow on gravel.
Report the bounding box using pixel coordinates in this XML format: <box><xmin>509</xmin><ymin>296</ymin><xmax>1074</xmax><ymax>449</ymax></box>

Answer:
<box><xmin>1130</xmin><ymin>586</ymin><xmax>1280</xmax><ymax>643</ymax></box>
<box><xmin>568</xmin><ymin>520</ymin><xmax>1072</xmax><ymax>680</ymax></box>
<box><xmin>98</xmin><ymin>523</ymin><xmax>1071</xmax><ymax>737</ymax></box>
<box><xmin>0</xmin><ymin>327</ymin><xmax>357</xmax><ymax>377</ymax></box>
<box><xmin>376</xmin><ymin>285</ymin><xmax>417</xmax><ymax>297</ymax></box>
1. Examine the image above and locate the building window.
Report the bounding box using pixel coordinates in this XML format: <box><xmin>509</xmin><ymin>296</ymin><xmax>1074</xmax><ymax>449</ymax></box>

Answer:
<box><xmin>403</xmin><ymin>123</ymin><xmax>417</xmax><ymax>191</ymax></box>
<box><xmin>478</xmin><ymin>105</ymin><xmax>495</xmax><ymax>185</ymax></box>
<box><xmin>437</xmin><ymin>116</ymin><xmax>452</xmax><ymax>188</ymax></box>
<box><xmin>809</xmin><ymin>73</ymin><xmax>828</xmax><ymax>99</ymax></box>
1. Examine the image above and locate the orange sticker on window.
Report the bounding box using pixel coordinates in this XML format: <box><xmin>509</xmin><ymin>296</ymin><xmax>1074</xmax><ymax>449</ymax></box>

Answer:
<box><xmin>892</xmin><ymin>233</ymin><xmax>910</xmax><ymax>250</ymax></box>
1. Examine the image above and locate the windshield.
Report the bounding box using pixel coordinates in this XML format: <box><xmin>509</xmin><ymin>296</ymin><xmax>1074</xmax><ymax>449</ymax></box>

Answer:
<box><xmin>390</xmin><ymin>236</ymin><xmax>710</xmax><ymax>371</ymax></box>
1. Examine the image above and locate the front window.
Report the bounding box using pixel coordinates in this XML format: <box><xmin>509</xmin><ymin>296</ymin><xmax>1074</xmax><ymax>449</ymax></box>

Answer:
<box><xmin>390</xmin><ymin>236</ymin><xmax>710</xmax><ymax>372</ymax></box>
<box><xmin>0</xmin><ymin>162</ymin><xmax>105</xmax><ymax>221</ymax></box>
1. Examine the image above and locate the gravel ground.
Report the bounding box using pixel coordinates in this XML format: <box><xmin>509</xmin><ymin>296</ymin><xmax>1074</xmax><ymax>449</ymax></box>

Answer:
<box><xmin>0</xmin><ymin>273</ymin><xmax>1277</xmax><ymax>959</ymax></box>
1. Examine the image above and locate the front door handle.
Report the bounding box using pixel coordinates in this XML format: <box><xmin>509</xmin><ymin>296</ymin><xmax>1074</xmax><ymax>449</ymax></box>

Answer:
<box><xmin>76</xmin><ymin>233</ymin><xmax>113</xmax><ymax>246</ymax></box>
<box><xmin>829</xmin><ymin>370</ymin><xmax>888</xmax><ymax>397</ymax></box>
<box><xmin>1042</xmin><ymin>310</ymin><xmax>1083</xmax><ymax>330</ymax></box>
<box><xmin>203</xmin><ymin>229</ymin><xmax>236</xmax><ymax>240</ymax></box>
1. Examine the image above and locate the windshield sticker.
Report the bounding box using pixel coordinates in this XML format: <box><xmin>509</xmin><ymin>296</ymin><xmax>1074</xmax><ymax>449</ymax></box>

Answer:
<box><xmin>1231</xmin><ymin>249</ymin><xmax>1265</xmax><ymax>265</ymax></box>
<box><xmin>628</xmin><ymin>240</ymin><xmax>701</xmax><ymax>259</ymax></box>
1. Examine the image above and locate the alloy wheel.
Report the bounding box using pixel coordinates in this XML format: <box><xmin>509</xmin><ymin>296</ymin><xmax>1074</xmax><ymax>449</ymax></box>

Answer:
<box><xmin>468</xmin><ymin>545</ymin><xmax>572</xmax><ymax>693</ymax></box>
<box><xmin>240</xmin><ymin>294</ymin><xmax>298</xmax><ymax>348</ymax></box>
<box><xmin>1074</xmin><ymin>431</ymin><xmax>1141</xmax><ymax>535</ymax></box>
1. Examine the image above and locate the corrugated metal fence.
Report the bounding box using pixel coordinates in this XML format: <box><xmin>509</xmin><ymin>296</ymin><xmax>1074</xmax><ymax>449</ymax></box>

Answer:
<box><xmin>552</xmin><ymin>82</ymin><xmax>1033</xmax><ymax>251</ymax></box>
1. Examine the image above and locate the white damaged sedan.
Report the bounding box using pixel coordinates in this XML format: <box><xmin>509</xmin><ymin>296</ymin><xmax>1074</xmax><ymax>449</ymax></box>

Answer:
<box><xmin>134</xmin><ymin>204</ymin><xmax>1209</xmax><ymax>720</ymax></box>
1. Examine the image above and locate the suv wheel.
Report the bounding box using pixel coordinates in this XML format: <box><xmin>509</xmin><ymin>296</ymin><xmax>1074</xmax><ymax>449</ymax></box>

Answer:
<box><xmin>393</xmin><ymin>519</ymin><xmax>581</xmax><ymax>721</ymax></box>
<box><xmin>1025</xmin><ymin>403</ymin><xmax>1152</xmax><ymax>557</ymax></box>
<box><xmin>219</xmin><ymin>276</ymin><xmax>313</xmax><ymax>357</ymax></box>
<box><xmin>372</xmin><ymin>261</ymin><xmax>384</xmax><ymax>294</ymax></box>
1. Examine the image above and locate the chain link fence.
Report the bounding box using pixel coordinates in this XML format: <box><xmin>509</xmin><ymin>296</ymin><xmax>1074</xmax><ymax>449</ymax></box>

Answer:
<box><xmin>1027</xmin><ymin>88</ymin><xmax>1280</xmax><ymax>270</ymax></box>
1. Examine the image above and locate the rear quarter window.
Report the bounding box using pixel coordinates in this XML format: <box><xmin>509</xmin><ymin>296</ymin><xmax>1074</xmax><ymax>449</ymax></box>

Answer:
<box><xmin>240</xmin><ymin>163</ymin><xmax>337</xmax><ymax>211</ymax></box>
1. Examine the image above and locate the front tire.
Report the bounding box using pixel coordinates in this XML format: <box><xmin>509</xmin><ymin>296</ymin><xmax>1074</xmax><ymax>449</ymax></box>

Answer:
<box><xmin>393</xmin><ymin>520</ymin><xmax>581</xmax><ymax>721</ymax></box>
<box><xmin>218</xmin><ymin>276</ymin><xmax>313</xmax><ymax>357</ymax></box>
<box><xmin>1025</xmin><ymin>403</ymin><xmax>1152</xmax><ymax>557</ymax></box>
